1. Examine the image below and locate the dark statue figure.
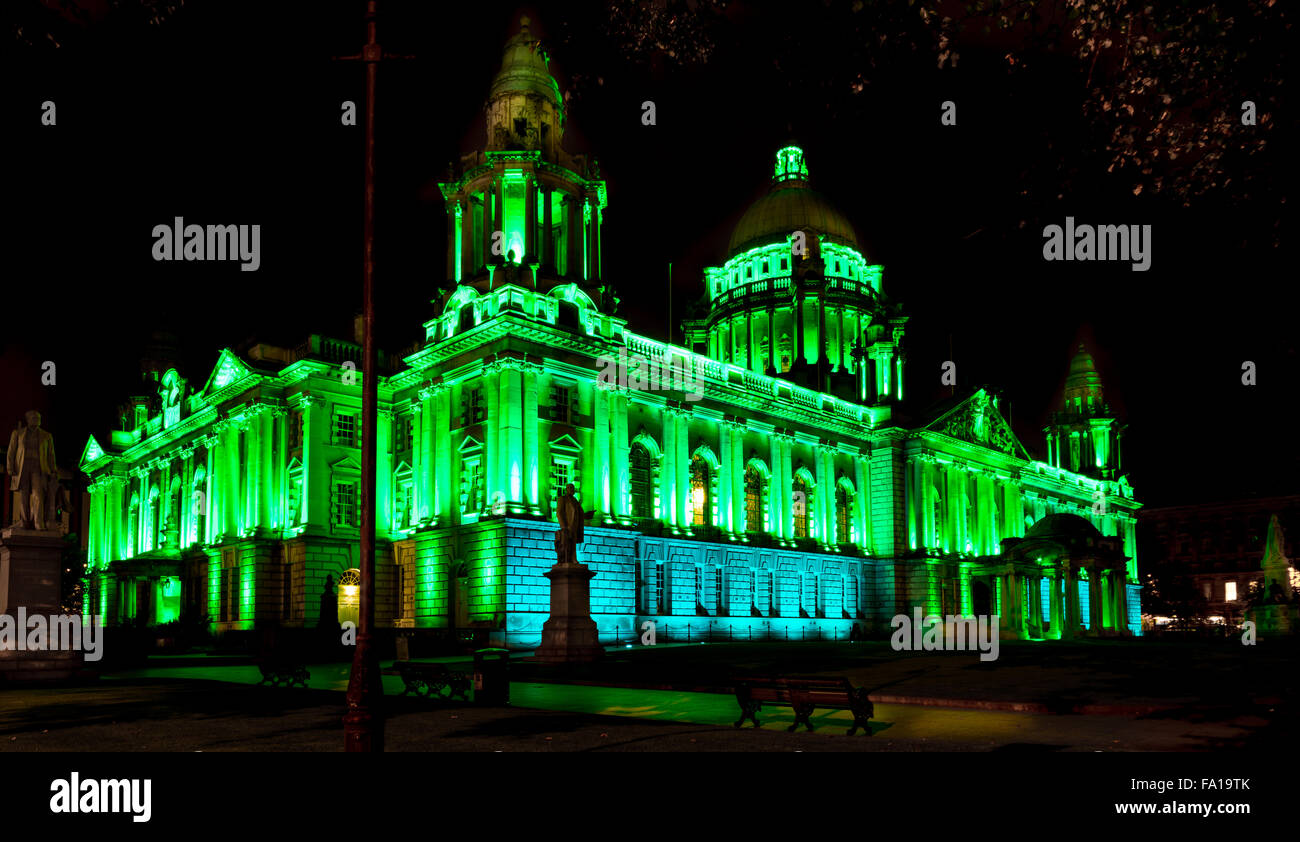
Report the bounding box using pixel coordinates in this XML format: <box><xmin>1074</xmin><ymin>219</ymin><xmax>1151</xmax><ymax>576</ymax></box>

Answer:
<box><xmin>6</xmin><ymin>410</ymin><xmax>59</xmax><ymax>531</ymax></box>
<box><xmin>554</xmin><ymin>483</ymin><xmax>588</xmax><ymax>565</ymax></box>
<box><xmin>318</xmin><ymin>574</ymin><xmax>337</xmax><ymax>628</ymax></box>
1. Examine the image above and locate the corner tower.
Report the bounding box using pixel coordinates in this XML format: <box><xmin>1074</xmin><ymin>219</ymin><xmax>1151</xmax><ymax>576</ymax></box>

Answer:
<box><xmin>438</xmin><ymin>14</ymin><xmax>609</xmax><ymax>308</ymax></box>
<box><xmin>1044</xmin><ymin>344</ymin><xmax>1125</xmax><ymax>479</ymax></box>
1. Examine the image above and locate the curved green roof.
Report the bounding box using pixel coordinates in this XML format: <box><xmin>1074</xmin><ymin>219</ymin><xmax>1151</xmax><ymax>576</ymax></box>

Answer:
<box><xmin>727</xmin><ymin>147</ymin><xmax>859</xmax><ymax>259</ymax></box>
<box><xmin>489</xmin><ymin>15</ymin><xmax>562</xmax><ymax>108</ymax></box>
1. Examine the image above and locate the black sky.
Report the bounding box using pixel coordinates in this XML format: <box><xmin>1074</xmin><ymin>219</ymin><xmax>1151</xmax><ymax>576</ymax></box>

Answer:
<box><xmin>6</xmin><ymin>0</ymin><xmax>1297</xmax><ymax>507</ymax></box>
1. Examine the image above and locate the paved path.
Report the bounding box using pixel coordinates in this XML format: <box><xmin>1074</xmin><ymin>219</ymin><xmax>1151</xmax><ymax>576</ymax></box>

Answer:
<box><xmin>0</xmin><ymin>660</ymin><xmax>1274</xmax><ymax>751</ymax></box>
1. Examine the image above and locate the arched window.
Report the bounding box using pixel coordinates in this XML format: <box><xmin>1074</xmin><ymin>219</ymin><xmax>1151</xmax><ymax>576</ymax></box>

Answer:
<box><xmin>745</xmin><ymin>465</ymin><xmax>766</xmax><ymax>533</ymax></box>
<box><xmin>149</xmin><ymin>487</ymin><xmax>161</xmax><ymax>552</ymax></box>
<box><xmin>128</xmin><ymin>494</ymin><xmax>139</xmax><ymax>557</ymax></box>
<box><xmin>192</xmin><ymin>466</ymin><xmax>207</xmax><ymax>546</ymax></box>
<box><xmin>690</xmin><ymin>455</ymin><xmax>711</xmax><ymax>527</ymax></box>
<box><xmin>630</xmin><ymin>444</ymin><xmax>654</xmax><ymax>519</ymax></box>
<box><xmin>836</xmin><ymin>485</ymin><xmax>852</xmax><ymax>544</ymax></box>
<box><xmin>793</xmin><ymin>476</ymin><xmax>810</xmax><ymax>539</ymax></box>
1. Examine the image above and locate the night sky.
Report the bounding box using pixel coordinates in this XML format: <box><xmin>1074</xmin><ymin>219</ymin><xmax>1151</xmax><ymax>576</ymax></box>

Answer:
<box><xmin>6</xmin><ymin>0</ymin><xmax>1296</xmax><ymax>508</ymax></box>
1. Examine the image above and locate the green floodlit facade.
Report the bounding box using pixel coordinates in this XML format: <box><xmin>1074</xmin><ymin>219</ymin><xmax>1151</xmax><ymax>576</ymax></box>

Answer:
<box><xmin>79</xmin><ymin>17</ymin><xmax>1140</xmax><ymax>645</ymax></box>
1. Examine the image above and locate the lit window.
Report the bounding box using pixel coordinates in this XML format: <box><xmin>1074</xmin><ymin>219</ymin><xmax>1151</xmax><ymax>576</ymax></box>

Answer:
<box><xmin>690</xmin><ymin>456</ymin><xmax>713</xmax><ymax>527</ymax></box>
<box><xmin>1224</xmin><ymin>581</ymin><xmax>1237</xmax><ymax>602</ymax></box>
<box><xmin>745</xmin><ymin>465</ymin><xmax>765</xmax><ymax>533</ymax></box>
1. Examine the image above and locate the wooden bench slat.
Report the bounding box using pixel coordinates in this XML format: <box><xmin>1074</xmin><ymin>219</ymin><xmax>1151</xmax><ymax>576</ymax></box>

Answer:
<box><xmin>732</xmin><ymin>676</ymin><xmax>873</xmax><ymax>735</ymax></box>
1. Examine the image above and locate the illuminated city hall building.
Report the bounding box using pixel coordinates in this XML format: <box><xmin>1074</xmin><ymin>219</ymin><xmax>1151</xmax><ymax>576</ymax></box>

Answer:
<box><xmin>79</xmin><ymin>18</ymin><xmax>1141</xmax><ymax>646</ymax></box>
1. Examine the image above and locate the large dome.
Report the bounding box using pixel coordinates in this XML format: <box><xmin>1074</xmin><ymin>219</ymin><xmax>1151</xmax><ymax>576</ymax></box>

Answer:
<box><xmin>727</xmin><ymin>146</ymin><xmax>860</xmax><ymax>258</ymax></box>
<box><xmin>488</xmin><ymin>16</ymin><xmax>562</xmax><ymax>107</ymax></box>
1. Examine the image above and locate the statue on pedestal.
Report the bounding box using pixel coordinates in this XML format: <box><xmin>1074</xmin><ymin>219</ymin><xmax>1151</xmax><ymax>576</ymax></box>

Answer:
<box><xmin>554</xmin><ymin>483</ymin><xmax>584</xmax><ymax>565</ymax></box>
<box><xmin>6</xmin><ymin>411</ymin><xmax>59</xmax><ymax>531</ymax></box>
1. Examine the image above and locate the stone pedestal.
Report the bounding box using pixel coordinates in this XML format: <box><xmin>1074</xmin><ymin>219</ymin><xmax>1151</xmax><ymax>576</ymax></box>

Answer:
<box><xmin>0</xmin><ymin>526</ymin><xmax>86</xmax><ymax>683</ymax></box>
<box><xmin>1246</xmin><ymin>603</ymin><xmax>1297</xmax><ymax>635</ymax></box>
<box><xmin>533</xmin><ymin>563</ymin><xmax>604</xmax><ymax>663</ymax></box>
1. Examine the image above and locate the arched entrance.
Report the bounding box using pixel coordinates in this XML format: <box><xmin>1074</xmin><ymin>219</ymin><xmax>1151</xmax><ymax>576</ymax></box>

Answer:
<box><xmin>337</xmin><ymin>568</ymin><xmax>360</xmax><ymax>628</ymax></box>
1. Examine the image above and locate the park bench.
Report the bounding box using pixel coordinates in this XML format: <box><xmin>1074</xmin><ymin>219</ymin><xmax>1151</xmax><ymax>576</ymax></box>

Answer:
<box><xmin>257</xmin><ymin>659</ymin><xmax>310</xmax><ymax>689</ymax></box>
<box><xmin>384</xmin><ymin>660</ymin><xmax>471</xmax><ymax>700</ymax></box>
<box><xmin>732</xmin><ymin>676</ymin><xmax>874</xmax><ymax>735</ymax></box>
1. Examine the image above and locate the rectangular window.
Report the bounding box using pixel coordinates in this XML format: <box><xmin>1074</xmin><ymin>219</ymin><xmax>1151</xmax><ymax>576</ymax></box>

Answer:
<box><xmin>1225</xmin><ymin>581</ymin><xmax>1237</xmax><ymax>602</ymax></box>
<box><xmin>549</xmin><ymin>458</ymin><xmax>574</xmax><ymax>514</ymax></box>
<box><xmin>395</xmin><ymin>415</ymin><xmax>413</xmax><ymax>452</ymax></box>
<box><xmin>462</xmin><ymin>458</ymin><xmax>485</xmax><ymax>514</ymax></box>
<box><xmin>333</xmin><ymin>481</ymin><xmax>358</xmax><ymax>529</ymax></box>
<box><xmin>333</xmin><ymin>411</ymin><xmax>359</xmax><ymax>447</ymax></box>
<box><xmin>288</xmin><ymin>410</ymin><xmax>303</xmax><ymax>451</ymax></box>
<box><xmin>462</xmin><ymin>388</ymin><xmax>485</xmax><ymax>426</ymax></box>
<box><xmin>549</xmin><ymin>384</ymin><xmax>574</xmax><ymax>424</ymax></box>
<box><xmin>655</xmin><ymin>563</ymin><xmax>664</xmax><ymax>613</ymax></box>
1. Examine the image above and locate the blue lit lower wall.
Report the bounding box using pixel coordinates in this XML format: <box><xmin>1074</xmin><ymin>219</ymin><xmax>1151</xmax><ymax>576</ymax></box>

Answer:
<box><xmin>1127</xmin><ymin>583</ymin><xmax>1142</xmax><ymax>636</ymax></box>
<box><xmin>499</xmin><ymin>518</ymin><xmax>875</xmax><ymax>650</ymax></box>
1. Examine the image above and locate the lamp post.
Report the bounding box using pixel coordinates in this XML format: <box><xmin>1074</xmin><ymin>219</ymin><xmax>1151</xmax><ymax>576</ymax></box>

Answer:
<box><xmin>335</xmin><ymin>0</ymin><xmax>411</xmax><ymax>753</ymax></box>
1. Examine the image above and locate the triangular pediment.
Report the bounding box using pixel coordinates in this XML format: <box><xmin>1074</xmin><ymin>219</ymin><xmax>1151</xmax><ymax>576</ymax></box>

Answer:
<box><xmin>458</xmin><ymin>435</ymin><xmax>483</xmax><ymax>453</ymax></box>
<box><xmin>80</xmin><ymin>435</ymin><xmax>107</xmax><ymax>469</ymax></box>
<box><xmin>330</xmin><ymin>454</ymin><xmax>362</xmax><ymax>473</ymax></box>
<box><xmin>549</xmin><ymin>433</ymin><xmax>582</xmax><ymax>453</ymax></box>
<box><xmin>923</xmin><ymin>389</ymin><xmax>1029</xmax><ymax>459</ymax></box>
<box><xmin>201</xmin><ymin>349</ymin><xmax>253</xmax><ymax>396</ymax></box>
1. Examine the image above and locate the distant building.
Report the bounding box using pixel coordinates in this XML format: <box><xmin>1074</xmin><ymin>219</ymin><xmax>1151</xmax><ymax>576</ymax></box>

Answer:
<box><xmin>1139</xmin><ymin>495</ymin><xmax>1300</xmax><ymax>622</ymax></box>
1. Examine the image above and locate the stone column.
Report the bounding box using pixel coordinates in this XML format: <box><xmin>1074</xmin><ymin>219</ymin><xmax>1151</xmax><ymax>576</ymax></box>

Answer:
<box><xmin>586</xmin><ymin>196</ymin><xmax>600</xmax><ymax>282</ymax></box>
<box><xmin>1028</xmin><ymin>573</ymin><xmax>1043</xmax><ymax>638</ymax></box>
<box><xmin>433</xmin><ymin>386</ymin><xmax>452</xmax><ymax>524</ymax></box>
<box><xmin>445</xmin><ymin>201</ymin><xmax>457</xmax><ymax>282</ymax></box>
<box><xmin>1088</xmin><ymin>564</ymin><xmax>1104</xmax><ymax>634</ymax></box>
<box><xmin>567</xmin><ymin>195</ymin><xmax>582</xmax><ymax>280</ymax></box>
<box><xmin>1061</xmin><ymin>562</ymin><xmax>1077</xmax><ymax>639</ymax></box>
<box><xmin>592</xmin><ymin>380</ymin><xmax>610</xmax><ymax>519</ymax></box>
<box><xmin>541</xmin><ymin>184</ymin><xmax>553</xmax><ymax>272</ymax></box>
<box><xmin>768</xmin><ymin>307</ymin><xmax>777</xmax><ymax>372</ymax></box>
<box><xmin>501</xmin><ymin>361</ymin><xmax>525</xmax><ymax>513</ymax></box>
<box><xmin>524</xmin><ymin>177</ymin><xmax>538</xmax><ymax>264</ymax></box>
<box><xmin>769</xmin><ymin>434</ymin><xmax>784</xmax><ymax>537</ymax></box>
<box><xmin>676</xmin><ymin>409</ymin><xmax>690</xmax><ymax>529</ymax></box>
<box><xmin>259</xmin><ymin>408</ymin><xmax>274</xmax><ymax>532</ymax></box>
<box><xmin>480</xmin><ymin>191</ymin><xmax>492</xmax><ymax>276</ymax></box>
<box><xmin>484</xmin><ymin>364</ymin><xmax>501</xmax><ymax>514</ymax></box>
<box><xmin>730</xmin><ymin>421</ymin><xmax>745</xmax><ymax>533</ymax></box>
<box><xmin>493</xmin><ymin>178</ymin><xmax>505</xmax><ymax>265</ymax></box>
<box><xmin>854</xmin><ymin>455</ymin><xmax>869</xmax><ymax>551</ymax></box>
<box><xmin>781</xmin><ymin>435</ymin><xmax>795</xmax><ymax>541</ymax></box>
<box><xmin>661</xmin><ymin>407</ymin><xmax>677</xmax><ymax>529</ymax></box>
<box><xmin>524</xmin><ymin>364</ymin><xmax>543</xmax><ymax>516</ymax></box>
<box><xmin>718</xmin><ymin>423</ymin><xmax>733</xmax><ymax>533</ymax></box>
<box><xmin>1049</xmin><ymin>567</ymin><xmax>1064</xmax><ymax>639</ymax></box>
<box><xmin>1113</xmin><ymin>569</ymin><xmax>1129</xmax><ymax>634</ymax></box>
<box><xmin>460</xmin><ymin>197</ymin><xmax>474</xmax><ymax>280</ymax></box>
<box><xmin>745</xmin><ymin>309</ymin><xmax>753</xmax><ymax>371</ymax></box>
<box><xmin>815</xmin><ymin>444</ymin><xmax>832</xmax><ymax>546</ymax></box>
